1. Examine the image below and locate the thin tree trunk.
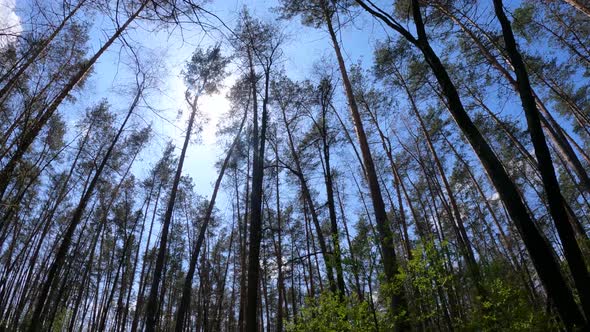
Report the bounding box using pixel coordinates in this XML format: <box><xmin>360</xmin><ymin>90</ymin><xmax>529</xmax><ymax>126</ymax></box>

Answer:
<box><xmin>321</xmin><ymin>2</ymin><xmax>407</xmax><ymax>322</ymax></box>
<box><xmin>28</xmin><ymin>85</ymin><xmax>143</xmax><ymax>331</ymax></box>
<box><xmin>0</xmin><ymin>1</ymin><xmax>148</xmax><ymax>201</ymax></box>
<box><xmin>273</xmin><ymin>144</ymin><xmax>285</xmax><ymax>332</ymax></box>
<box><xmin>317</xmin><ymin>105</ymin><xmax>346</xmax><ymax>295</ymax></box>
<box><xmin>335</xmin><ymin>182</ymin><xmax>363</xmax><ymax>300</ymax></box>
<box><xmin>175</xmin><ymin>106</ymin><xmax>248</xmax><ymax>331</ymax></box>
<box><xmin>144</xmin><ymin>91</ymin><xmax>200</xmax><ymax>331</ymax></box>
<box><xmin>277</xmin><ymin>99</ymin><xmax>336</xmax><ymax>293</ymax></box>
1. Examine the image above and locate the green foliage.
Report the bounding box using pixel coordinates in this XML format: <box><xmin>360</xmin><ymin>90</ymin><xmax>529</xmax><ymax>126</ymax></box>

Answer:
<box><xmin>465</xmin><ymin>272</ymin><xmax>556</xmax><ymax>331</ymax></box>
<box><xmin>404</xmin><ymin>241</ymin><xmax>453</xmax><ymax>292</ymax></box>
<box><xmin>470</xmin><ymin>278</ymin><xmax>539</xmax><ymax>330</ymax></box>
<box><xmin>51</xmin><ymin>309</ymin><xmax>70</xmax><ymax>332</ymax></box>
<box><xmin>183</xmin><ymin>45</ymin><xmax>230</xmax><ymax>95</ymax></box>
<box><xmin>287</xmin><ymin>293</ymin><xmax>378</xmax><ymax>332</ymax></box>
<box><xmin>276</xmin><ymin>0</ymin><xmax>355</xmax><ymax>29</ymax></box>
<box><xmin>512</xmin><ymin>3</ymin><xmax>539</xmax><ymax>42</ymax></box>
<box><xmin>396</xmin><ymin>240</ymin><xmax>454</xmax><ymax>326</ymax></box>
<box><xmin>399</xmin><ymin>241</ymin><xmax>555</xmax><ymax>330</ymax></box>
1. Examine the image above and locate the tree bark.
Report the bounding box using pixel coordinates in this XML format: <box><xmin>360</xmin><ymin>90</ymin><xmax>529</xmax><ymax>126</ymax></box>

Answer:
<box><xmin>28</xmin><ymin>85</ymin><xmax>143</xmax><ymax>331</ymax></box>
<box><xmin>355</xmin><ymin>0</ymin><xmax>587</xmax><ymax>327</ymax></box>
<box><xmin>245</xmin><ymin>61</ymin><xmax>270</xmax><ymax>332</ymax></box>
<box><xmin>144</xmin><ymin>92</ymin><xmax>199</xmax><ymax>331</ymax></box>
<box><xmin>0</xmin><ymin>1</ymin><xmax>148</xmax><ymax>201</ymax></box>
<box><xmin>493</xmin><ymin>0</ymin><xmax>590</xmax><ymax>321</ymax></box>
<box><xmin>322</xmin><ymin>2</ymin><xmax>407</xmax><ymax>322</ymax></box>
<box><xmin>175</xmin><ymin>106</ymin><xmax>248</xmax><ymax>332</ymax></box>
<box><xmin>563</xmin><ymin>0</ymin><xmax>590</xmax><ymax>18</ymax></box>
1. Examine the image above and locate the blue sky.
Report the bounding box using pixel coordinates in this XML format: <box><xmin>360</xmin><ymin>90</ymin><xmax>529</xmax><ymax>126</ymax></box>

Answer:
<box><xmin>9</xmin><ymin>0</ymin><xmax>575</xmax><ymax>224</ymax></box>
<box><xmin>60</xmin><ymin>0</ymin><xmax>387</xmax><ymax>202</ymax></box>
<box><xmin>0</xmin><ymin>0</ymin><xmax>397</xmax><ymax>231</ymax></box>
<box><xmin>5</xmin><ymin>0</ymin><xmax>525</xmax><ymax>225</ymax></box>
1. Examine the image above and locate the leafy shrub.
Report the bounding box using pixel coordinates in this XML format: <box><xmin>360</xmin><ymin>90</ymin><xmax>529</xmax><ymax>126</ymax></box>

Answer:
<box><xmin>287</xmin><ymin>293</ymin><xmax>379</xmax><ymax>332</ymax></box>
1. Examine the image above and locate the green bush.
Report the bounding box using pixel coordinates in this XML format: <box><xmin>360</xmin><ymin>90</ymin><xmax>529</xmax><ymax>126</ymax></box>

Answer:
<box><xmin>287</xmin><ymin>293</ymin><xmax>379</xmax><ymax>332</ymax></box>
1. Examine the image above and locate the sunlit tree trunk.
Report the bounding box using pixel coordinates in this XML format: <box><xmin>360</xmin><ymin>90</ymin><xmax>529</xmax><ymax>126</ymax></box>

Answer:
<box><xmin>321</xmin><ymin>2</ymin><xmax>408</xmax><ymax>321</ymax></box>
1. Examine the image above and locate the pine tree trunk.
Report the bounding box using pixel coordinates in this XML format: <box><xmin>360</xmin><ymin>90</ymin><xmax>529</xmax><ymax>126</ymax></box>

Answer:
<box><xmin>317</xmin><ymin>106</ymin><xmax>346</xmax><ymax>295</ymax></box>
<box><xmin>564</xmin><ymin>0</ymin><xmax>590</xmax><ymax>18</ymax></box>
<box><xmin>493</xmin><ymin>0</ymin><xmax>590</xmax><ymax>321</ymax></box>
<box><xmin>322</xmin><ymin>3</ymin><xmax>407</xmax><ymax>322</ymax></box>
<box><xmin>175</xmin><ymin>107</ymin><xmax>248</xmax><ymax>331</ymax></box>
<box><xmin>144</xmin><ymin>92</ymin><xmax>200</xmax><ymax>331</ymax></box>
<box><xmin>245</xmin><ymin>63</ymin><xmax>270</xmax><ymax>332</ymax></box>
<box><xmin>28</xmin><ymin>86</ymin><xmax>143</xmax><ymax>331</ymax></box>
<box><xmin>0</xmin><ymin>1</ymin><xmax>147</xmax><ymax>201</ymax></box>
